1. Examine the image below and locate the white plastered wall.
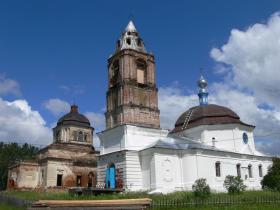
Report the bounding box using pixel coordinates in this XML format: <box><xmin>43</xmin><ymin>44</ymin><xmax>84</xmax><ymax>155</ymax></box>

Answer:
<box><xmin>11</xmin><ymin>163</ymin><xmax>39</xmax><ymax>188</ymax></box>
<box><xmin>98</xmin><ymin>125</ymin><xmax>169</xmax><ymax>155</ymax></box>
<box><xmin>140</xmin><ymin>147</ymin><xmax>272</xmax><ymax>193</ymax></box>
<box><xmin>177</xmin><ymin>124</ymin><xmax>256</xmax><ymax>155</ymax></box>
<box><xmin>45</xmin><ymin>160</ymin><xmax>73</xmax><ymax>187</ymax></box>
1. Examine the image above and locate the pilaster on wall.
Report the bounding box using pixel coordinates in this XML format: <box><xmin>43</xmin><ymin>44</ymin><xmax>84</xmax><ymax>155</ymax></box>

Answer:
<box><xmin>124</xmin><ymin>151</ymin><xmax>143</xmax><ymax>191</ymax></box>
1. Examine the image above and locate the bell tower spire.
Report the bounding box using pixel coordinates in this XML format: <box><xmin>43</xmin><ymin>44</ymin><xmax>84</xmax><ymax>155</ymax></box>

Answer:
<box><xmin>115</xmin><ymin>20</ymin><xmax>146</xmax><ymax>53</ymax></box>
<box><xmin>197</xmin><ymin>74</ymin><xmax>209</xmax><ymax>106</ymax></box>
<box><xmin>105</xmin><ymin>21</ymin><xmax>160</xmax><ymax>129</ymax></box>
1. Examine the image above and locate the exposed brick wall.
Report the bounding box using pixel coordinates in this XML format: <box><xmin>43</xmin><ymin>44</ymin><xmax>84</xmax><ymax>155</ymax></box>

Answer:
<box><xmin>106</xmin><ymin>49</ymin><xmax>160</xmax><ymax>129</ymax></box>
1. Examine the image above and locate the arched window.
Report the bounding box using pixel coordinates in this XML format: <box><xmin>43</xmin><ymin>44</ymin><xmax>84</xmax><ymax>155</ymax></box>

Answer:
<box><xmin>78</xmin><ymin>131</ymin><xmax>83</xmax><ymax>141</ymax></box>
<box><xmin>84</xmin><ymin>133</ymin><xmax>88</xmax><ymax>142</ymax></box>
<box><xmin>136</xmin><ymin>59</ymin><xmax>147</xmax><ymax>85</ymax></box>
<box><xmin>258</xmin><ymin>165</ymin><xmax>263</xmax><ymax>177</ymax></box>
<box><xmin>110</xmin><ymin>60</ymin><xmax>119</xmax><ymax>88</ymax></box>
<box><xmin>73</xmin><ymin>131</ymin><xmax>78</xmax><ymax>141</ymax></box>
<box><xmin>236</xmin><ymin>163</ymin><xmax>241</xmax><ymax>177</ymax></box>
<box><xmin>248</xmin><ymin>164</ymin><xmax>253</xmax><ymax>178</ymax></box>
<box><xmin>113</xmin><ymin>60</ymin><xmax>119</xmax><ymax>75</ymax></box>
<box><xmin>243</xmin><ymin>132</ymin><xmax>248</xmax><ymax>144</ymax></box>
<box><xmin>76</xmin><ymin>175</ymin><xmax>82</xmax><ymax>187</ymax></box>
<box><xmin>88</xmin><ymin>172</ymin><xmax>96</xmax><ymax>188</ymax></box>
<box><xmin>137</xmin><ymin>38</ymin><xmax>142</xmax><ymax>47</ymax></box>
<box><xmin>215</xmin><ymin>162</ymin><xmax>221</xmax><ymax>177</ymax></box>
<box><xmin>56</xmin><ymin>130</ymin><xmax>60</xmax><ymax>141</ymax></box>
<box><xmin>212</xmin><ymin>137</ymin><xmax>216</xmax><ymax>147</ymax></box>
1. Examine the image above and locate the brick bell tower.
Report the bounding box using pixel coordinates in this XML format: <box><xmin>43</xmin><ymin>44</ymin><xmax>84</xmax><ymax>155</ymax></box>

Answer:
<box><xmin>105</xmin><ymin>21</ymin><xmax>160</xmax><ymax>129</ymax></box>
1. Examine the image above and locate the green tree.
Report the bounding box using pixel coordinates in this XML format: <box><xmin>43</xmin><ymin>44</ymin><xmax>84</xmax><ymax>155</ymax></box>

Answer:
<box><xmin>261</xmin><ymin>157</ymin><xmax>280</xmax><ymax>191</ymax></box>
<box><xmin>224</xmin><ymin>175</ymin><xmax>246</xmax><ymax>194</ymax></box>
<box><xmin>0</xmin><ymin>142</ymin><xmax>38</xmax><ymax>190</ymax></box>
<box><xmin>192</xmin><ymin>178</ymin><xmax>211</xmax><ymax>199</ymax></box>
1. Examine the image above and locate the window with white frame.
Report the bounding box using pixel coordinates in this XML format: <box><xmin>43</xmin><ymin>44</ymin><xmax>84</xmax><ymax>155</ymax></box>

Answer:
<box><xmin>215</xmin><ymin>162</ymin><xmax>221</xmax><ymax>177</ymax></box>
<box><xmin>236</xmin><ymin>164</ymin><xmax>241</xmax><ymax>177</ymax></box>
<box><xmin>258</xmin><ymin>165</ymin><xmax>263</xmax><ymax>177</ymax></box>
<box><xmin>248</xmin><ymin>164</ymin><xmax>253</xmax><ymax>178</ymax></box>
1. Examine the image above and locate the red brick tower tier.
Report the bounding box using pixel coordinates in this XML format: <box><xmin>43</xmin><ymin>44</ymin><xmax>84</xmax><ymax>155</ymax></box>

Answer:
<box><xmin>105</xmin><ymin>21</ymin><xmax>160</xmax><ymax>129</ymax></box>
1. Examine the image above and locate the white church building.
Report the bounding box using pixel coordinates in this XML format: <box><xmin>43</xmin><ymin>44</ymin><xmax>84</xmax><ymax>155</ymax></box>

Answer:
<box><xmin>97</xmin><ymin>21</ymin><xmax>272</xmax><ymax>193</ymax></box>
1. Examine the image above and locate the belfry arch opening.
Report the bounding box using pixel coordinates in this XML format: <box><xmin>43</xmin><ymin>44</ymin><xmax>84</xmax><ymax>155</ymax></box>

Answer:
<box><xmin>110</xmin><ymin>60</ymin><xmax>120</xmax><ymax>88</ymax></box>
<box><xmin>136</xmin><ymin>59</ymin><xmax>147</xmax><ymax>85</ymax></box>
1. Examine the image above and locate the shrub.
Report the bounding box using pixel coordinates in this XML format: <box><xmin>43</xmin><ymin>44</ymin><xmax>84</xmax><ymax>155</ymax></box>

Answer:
<box><xmin>223</xmin><ymin>175</ymin><xmax>246</xmax><ymax>194</ymax></box>
<box><xmin>192</xmin><ymin>178</ymin><xmax>211</xmax><ymax>199</ymax></box>
<box><xmin>261</xmin><ymin>157</ymin><xmax>280</xmax><ymax>191</ymax></box>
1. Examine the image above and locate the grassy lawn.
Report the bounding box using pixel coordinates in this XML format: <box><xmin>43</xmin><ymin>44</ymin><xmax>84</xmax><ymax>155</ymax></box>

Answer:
<box><xmin>2</xmin><ymin>190</ymin><xmax>280</xmax><ymax>210</ymax></box>
<box><xmin>0</xmin><ymin>203</ymin><xmax>25</xmax><ymax>210</ymax></box>
<box><xmin>152</xmin><ymin>203</ymin><xmax>280</xmax><ymax>210</ymax></box>
<box><xmin>3</xmin><ymin>190</ymin><xmax>280</xmax><ymax>201</ymax></box>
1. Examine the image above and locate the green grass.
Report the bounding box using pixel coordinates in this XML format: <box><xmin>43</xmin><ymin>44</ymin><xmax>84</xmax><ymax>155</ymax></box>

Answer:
<box><xmin>0</xmin><ymin>203</ymin><xmax>25</xmax><ymax>210</ymax></box>
<box><xmin>152</xmin><ymin>203</ymin><xmax>280</xmax><ymax>210</ymax></box>
<box><xmin>2</xmin><ymin>191</ymin><xmax>280</xmax><ymax>210</ymax></box>
<box><xmin>3</xmin><ymin>190</ymin><xmax>280</xmax><ymax>201</ymax></box>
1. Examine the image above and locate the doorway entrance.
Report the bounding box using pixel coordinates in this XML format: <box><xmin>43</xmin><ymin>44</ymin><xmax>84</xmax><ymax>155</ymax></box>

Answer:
<box><xmin>88</xmin><ymin>172</ymin><xmax>96</xmax><ymax>188</ymax></box>
<box><xmin>105</xmin><ymin>163</ymin><xmax>116</xmax><ymax>189</ymax></box>
<box><xmin>56</xmin><ymin>174</ymin><xmax>62</xmax><ymax>187</ymax></box>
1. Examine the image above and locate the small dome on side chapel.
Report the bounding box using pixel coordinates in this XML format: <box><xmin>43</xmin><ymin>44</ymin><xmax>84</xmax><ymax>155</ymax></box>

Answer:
<box><xmin>53</xmin><ymin>105</ymin><xmax>94</xmax><ymax>145</ymax></box>
<box><xmin>57</xmin><ymin>104</ymin><xmax>91</xmax><ymax>128</ymax></box>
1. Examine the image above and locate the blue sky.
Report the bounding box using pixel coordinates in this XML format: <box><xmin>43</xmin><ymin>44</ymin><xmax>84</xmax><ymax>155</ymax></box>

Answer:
<box><xmin>1</xmin><ymin>1</ymin><xmax>280</xmax><ymax>154</ymax></box>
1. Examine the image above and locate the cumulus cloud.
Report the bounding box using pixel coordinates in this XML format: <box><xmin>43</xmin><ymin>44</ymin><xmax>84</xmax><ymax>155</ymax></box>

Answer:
<box><xmin>158</xmin><ymin>13</ymin><xmax>280</xmax><ymax>155</ymax></box>
<box><xmin>43</xmin><ymin>98</ymin><xmax>70</xmax><ymax>116</ymax></box>
<box><xmin>158</xmin><ymin>83</ymin><xmax>280</xmax><ymax>155</ymax></box>
<box><xmin>211</xmin><ymin>12</ymin><xmax>280</xmax><ymax>109</ymax></box>
<box><xmin>84</xmin><ymin>112</ymin><xmax>105</xmax><ymax>132</ymax></box>
<box><xmin>0</xmin><ymin>98</ymin><xmax>52</xmax><ymax>146</ymax></box>
<box><xmin>0</xmin><ymin>74</ymin><xmax>21</xmax><ymax>96</ymax></box>
<box><xmin>211</xmin><ymin>84</ymin><xmax>280</xmax><ymax>155</ymax></box>
<box><xmin>209</xmin><ymin>12</ymin><xmax>280</xmax><ymax>155</ymax></box>
<box><xmin>158</xmin><ymin>86</ymin><xmax>197</xmax><ymax>129</ymax></box>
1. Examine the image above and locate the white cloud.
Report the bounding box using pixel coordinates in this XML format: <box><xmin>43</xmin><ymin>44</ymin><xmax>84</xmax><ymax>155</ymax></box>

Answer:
<box><xmin>43</xmin><ymin>98</ymin><xmax>70</xmax><ymax>116</ymax></box>
<box><xmin>211</xmin><ymin>12</ymin><xmax>280</xmax><ymax>109</ymax></box>
<box><xmin>158</xmin><ymin>83</ymin><xmax>280</xmax><ymax>155</ymax></box>
<box><xmin>159</xmin><ymin>13</ymin><xmax>280</xmax><ymax>154</ymax></box>
<box><xmin>209</xmin><ymin>12</ymin><xmax>280</xmax><ymax>155</ymax></box>
<box><xmin>93</xmin><ymin>134</ymin><xmax>101</xmax><ymax>150</ymax></box>
<box><xmin>84</xmin><ymin>112</ymin><xmax>105</xmax><ymax>132</ymax></box>
<box><xmin>0</xmin><ymin>98</ymin><xmax>52</xmax><ymax>146</ymax></box>
<box><xmin>158</xmin><ymin>86</ymin><xmax>197</xmax><ymax>130</ymax></box>
<box><xmin>0</xmin><ymin>74</ymin><xmax>21</xmax><ymax>96</ymax></box>
<box><xmin>43</xmin><ymin>98</ymin><xmax>105</xmax><ymax>149</ymax></box>
<box><xmin>210</xmin><ymin>84</ymin><xmax>280</xmax><ymax>154</ymax></box>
